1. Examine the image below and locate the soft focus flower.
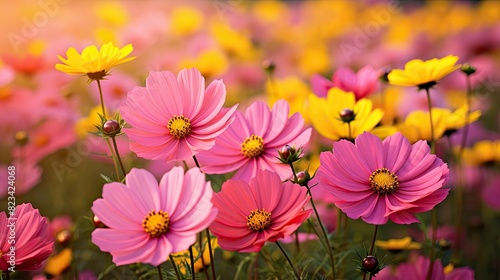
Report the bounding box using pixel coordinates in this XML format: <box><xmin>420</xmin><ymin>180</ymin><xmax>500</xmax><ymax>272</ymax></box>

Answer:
<box><xmin>482</xmin><ymin>175</ymin><xmax>500</xmax><ymax>211</ymax></box>
<box><xmin>389</xmin><ymin>256</ymin><xmax>474</xmax><ymax>280</ymax></box>
<box><xmin>55</xmin><ymin>42</ymin><xmax>135</xmax><ymax>80</ymax></box>
<box><xmin>444</xmin><ymin>104</ymin><xmax>481</xmax><ymax>135</ymax></box>
<box><xmin>179</xmin><ymin>50</ymin><xmax>229</xmax><ymax>78</ymax></box>
<box><xmin>461</xmin><ymin>140</ymin><xmax>500</xmax><ymax>166</ymax></box>
<box><xmin>396</xmin><ymin>108</ymin><xmax>450</xmax><ymax>143</ymax></box>
<box><xmin>309</xmin><ymin>88</ymin><xmax>383</xmax><ymax>141</ymax></box>
<box><xmin>44</xmin><ymin>248</ymin><xmax>72</xmax><ymax>277</ymax></box>
<box><xmin>266</xmin><ymin>76</ymin><xmax>313</xmax><ymax>123</ymax></box>
<box><xmin>375</xmin><ymin>236</ymin><xmax>422</xmax><ymax>252</ymax></box>
<box><xmin>209</xmin><ymin>170</ymin><xmax>312</xmax><ymax>252</ymax></box>
<box><xmin>121</xmin><ymin>68</ymin><xmax>237</xmax><ymax>163</ymax></box>
<box><xmin>311</xmin><ymin>66</ymin><xmax>380</xmax><ymax>99</ymax></box>
<box><xmin>91</xmin><ymin>167</ymin><xmax>217</xmax><ymax>266</ymax></box>
<box><xmin>0</xmin><ymin>203</ymin><xmax>54</xmax><ymax>271</ymax></box>
<box><xmin>171</xmin><ymin>237</ymin><xmax>218</xmax><ymax>274</ymax></box>
<box><xmin>197</xmin><ymin>100</ymin><xmax>311</xmax><ymax>181</ymax></box>
<box><xmin>317</xmin><ymin>132</ymin><xmax>450</xmax><ymax>225</ymax></box>
<box><xmin>0</xmin><ymin>163</ymin><xmax>42</xmax><ymax>198</ymax></box>
<box><xmin>388</xmin><ymin>55</ymin><xmax>461</xmax><ymax>89</ymax></box>
<box><xmin>170</xmin><ymin>6</ymin><xmax>204</xmax><ymax>36</ymax></box>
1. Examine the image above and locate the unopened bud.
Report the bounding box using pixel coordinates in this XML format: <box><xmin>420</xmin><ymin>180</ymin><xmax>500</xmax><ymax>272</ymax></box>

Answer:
<box><xmin>14</xmin><ymin>131</ymin><xmax>29</xmax><ymax>146</ymax></box>
<box><xmin>262</xmin><ymin>60</ymin><xmax>276</xmax><ymax>74</ymax></box>
<box><xmin>56</xmin><ymin>229</ymin><xmax>72</xmax><ymax>246</ymax></box>
<box><xmin>93</xmin><ymin>215</ymin><xmax>106</xmax><ymax>228</ymax></box>
<box><xmin>362</xmin><ymin>255</ymin><xmax>379</xmax><ymax>273</ymax></box>
<box><xmin>102</xmin><ymin>120</ymin><xmax>121</xmax><ymax>136</ymax></box>
<box><xmin>379</xmin><ymin>67</ymin><xmax>391</xmax><ymax>83</ymax></box>
<box><xmin>277</xmin><ymin>145</ymin><xmax>302</xmax><ymax>164</ymax></box>
<box><xmin>461</xmin><ymin>63</ymin><xmax>476</xmax><ymax>76</ymax></box>
<box><xmin>339</xmin><ymin>108</ymin><xmax>356</xmax><ymax>123</ymax></box>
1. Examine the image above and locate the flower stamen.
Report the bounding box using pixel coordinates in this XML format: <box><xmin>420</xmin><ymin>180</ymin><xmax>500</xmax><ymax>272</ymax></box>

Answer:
<box><xmin>247</xmin><ymin>209</ymin><xmax>271</xmax><ymax>231</ymax></box>
<box><xmin>369</xmin><ymin>168</ymin><xmax>399</xmax><ymax>195</ymax></box>
<box><xmin>241</xmin><ymin>135</ymin><xmax>264</xmax><ymax>158</ymax></box>
<box><xmin>142</xmin><ymin>210</ymin><xmax>170</xmax><ymax>237</ymax></box>
<box><xmin>168</xmin><ymin>115</ymin><xmax>192</xmax><ymax>138</ymax></box>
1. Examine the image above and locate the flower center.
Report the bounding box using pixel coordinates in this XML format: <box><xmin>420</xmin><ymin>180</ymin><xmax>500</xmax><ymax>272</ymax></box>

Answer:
<box><xmin>142</xmin><ymin>210</ymin><xmax>170</xmax><ymax>238</ymax></box>
<box><xmin>86</xmin><ymin>70</ymin><xmax>107</xmax><ymax>80</ymax></box>
<box><xmin>247</xmin><ymin>209</ymin><xmax>271</xmax><ymax>231</ymax></box>
<box><xmin>241</xmin><ymin>135</ymin><xmax>264</xmax><ymax>158</ymax></box>
<box><xmin>369</xmin><ymin>168</ymin><xmax>399</xmax><ymax>195</ymax></box>
<box><xmin>168</xmin><ymin>115</ymin><xmax>192</xmax><ymax>138</ymax></box>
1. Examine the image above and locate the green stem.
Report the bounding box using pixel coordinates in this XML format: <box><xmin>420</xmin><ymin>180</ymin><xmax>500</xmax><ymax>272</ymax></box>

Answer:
<box><xmin>96</xmin><ymin>79</ymin><xmax>106</xmax><ymax>118</ymax></box>
<box><xmin>198</xmin><ymin>232</ymin><xmax>210</xmax><ymax>280</ymax></box>
<box><xmin>347</xmin><ymin>122</ymin><xmax>352</xmax><ymax>141</ymax></box>
<box><xmin>105</xmin><ymin>138</ymin><xmax>121</xmax><ymax>181</ymax></box>
<box><xmin>424</xmin><ymin>88</ymin><xmax>436</xmax><ymax>154</ymax></box>
<box><xmin>157</xmin><ymin>265</ymin><xmax>164</xmax><ymax>280</ymax></box>
<box><xmin>276</xmin><ymin>242</ymin><xmax>301</xmax><ymax>280</ymax></box>
<box><xmin>289</xmin><ymin>162</ymin><xmax>298</xmax><ymax>183</ymax></box>
<box><xmin>362</xmin><ymin>225</ymin><xmax>379</xmax><ymax>280</ymax></box>
<box><xmin>189</xmin><ymin>246</ymin><xmax>196</xmax><ymax>280</ymax></box>
<box><xmin>458</xmin><ymin>74</ymin><xmax>473</xmax><ymax>158</ymax></box>
<box><xmin>111</xmin><ymin>136</ymin><xmax>126</xmax><ymax>177</ymax></box>
<box><xmin>169</xmin><ymin>255</ymin><xmax>182</xmax><ymax>280</ymax></box>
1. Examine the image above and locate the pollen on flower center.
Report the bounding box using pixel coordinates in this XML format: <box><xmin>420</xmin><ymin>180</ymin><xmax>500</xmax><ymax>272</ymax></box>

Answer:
<box><xmin>142</xmin><ymin>210</ymin><xmax>170</xmax><ymax>237</ymax></box>
<box><xmin>241</xmin><ymin>135</ymin><xmax>264</xmax><ymax>158</ymax></box>
<box><xmin>369</xmin><ymin>168</ymin><xmax>399</xmax><ymax>195</ymax></box>
<box><xmin>168</xmin><ymin>115</ymin><xmax>192</xmax><ymax>138</ymax></box>
<box><xmin>247</xmin><ymin>209</ymin><xmax>272</xmax><ymax>231</ymax></box>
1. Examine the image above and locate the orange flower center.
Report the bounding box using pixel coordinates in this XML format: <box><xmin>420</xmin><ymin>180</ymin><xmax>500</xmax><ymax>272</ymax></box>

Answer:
<box><xmin>247</xmin><ymin>209</ymin><xmax>271</xmax><ymax>231</ymax></box>
<box><xmin>369</xmin><ymin>168</ymin><xmax>399</xmax><ymax>195</ymax></box>
<box><xmin>142</xmin><ymin>210</ymin><xmax>170</xmax><ymax>237</ymax></box>
<box><xmin>241</xmin><ymin>135</ymin><xmax>264</xmax><ymax>158</ymax></box>
<box><xmin>168</xmin><ymin>115</ymin><xmax>192</xmax><ymax>138</ymax></box>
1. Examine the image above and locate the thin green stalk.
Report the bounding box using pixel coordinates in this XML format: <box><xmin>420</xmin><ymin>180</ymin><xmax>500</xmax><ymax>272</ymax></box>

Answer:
<box><xmin>111</xmin><ymin>136</ymin><xmax>126</xmax><ymax>177</ymax></box>
<box><xmin>275</xmin><ymin>242</ymin><xmax>301</xmax><ymax>280</ymax></box>
<box><xmin>424</xmin><ymin>88</ymin><xmax>436</xmax><ymax>154</ymax></box>
<box><xmin>198</xmin><ymin>232</ymin><xmax>210</xmax><ymax>280</ymax></box>
<box><xmin>362</xmin><ymin>225</ymin><xmax>379</xmax><ymax>280</ymax></box>
<box><xmin>157</xmin><ymin>265</ymin><xmax>164</xmax><ymax>280</ymax></box>
<box><xmin>169</xmin><ymin>255</ymin><xmax>182</xmax><ymax>280</ymax></box>
<box><xmin>96</xmin><ymin>79</ymin><xmax>107</xmax><ymax>118</ymax></box>
<box><xmin>189</xmin><ymin>246</ymin><xmax>196</xmax><ymax>280</ymax></box>
<box><xmin>105</xmin><ymin>138</ymin><xmax>121</xmax><ymax>181</ymax></box>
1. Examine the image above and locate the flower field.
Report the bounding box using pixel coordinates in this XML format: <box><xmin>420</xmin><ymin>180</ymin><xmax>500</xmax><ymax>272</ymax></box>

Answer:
<box><xmin>1</xmin><ymin>1</ymin><xmax>499</xmax><ymax>279</ymax></box>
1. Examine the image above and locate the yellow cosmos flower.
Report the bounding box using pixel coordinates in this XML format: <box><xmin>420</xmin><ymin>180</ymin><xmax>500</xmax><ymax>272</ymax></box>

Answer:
<box><xmin>375</xmin><ymin>237</ymin><xmax>422</xmax><ymax>253</ymax></box>
<box><xmin>44</xmin><ymin>248</ymin><xmax>72</xmax><ymax>276</ymax></box>
<box><xmin>180</xmin><ymin>49</ymin><xmax>228</xmax><ymax>78</ymax></box>
<box><xmin>444</xmin><ymin>104</ymin><xmax>481</xmax><ymax>134</ymax></box>
<box><xmin>56</xmin><ymin>42</ymin><xmax>135</xmax><ymax>80</ymax></box>
<box><xmin>171</xmin><ymin>237</ymin><xmax>219</xmax><ymax>274</ymax></box>
<box><xmin>388</xmin><ymin>55</ymin><xmax>461</xmax><ymax>89</ymax></box>
<box><xmin>396</xmin><ymin>108</ymin><xmax>450</xmax><ymax>143</ymax></box>
<box><xmin>461</xmin><ymin>140</ymin><xmax>500</xmax><ymax>166</ymax></box>
<box><xmin>267</xmin><ymin>76</ymin><xmax>312</xmax><ymax>123</ymax></box>
<box><xmin>309</xmin><ymin>88</ymin><xmax>384</xmax><ymax>141</ymax></box>
<box><xmin>170</xmin><ymin>6</ymin><xmax>204</xmax><ymax>35</ymax></box>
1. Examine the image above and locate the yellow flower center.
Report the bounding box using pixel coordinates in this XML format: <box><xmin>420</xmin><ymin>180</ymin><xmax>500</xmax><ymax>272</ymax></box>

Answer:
<box><xmin>168</xmin><ymin>115</ymin><xmax>192</xmax><ymax>138</ymax></box>
<box><xmin>369</xmin><ymin>168</ymin><xmax>399</xmax><ymax>195</ymax></box>
<box><xmin>142</xmin><ymin>210</ymin><xmax>170</xmax><ymax>238</ymax></box>
<box><xmin>247</xmin><ymin>209</ymin><xmax>271</xmax><ymax>231</ymax></box>
<box><xmin>241</xmin><ymin>135</ymin><xmax>264</xmax><ymax>158</ymax></box>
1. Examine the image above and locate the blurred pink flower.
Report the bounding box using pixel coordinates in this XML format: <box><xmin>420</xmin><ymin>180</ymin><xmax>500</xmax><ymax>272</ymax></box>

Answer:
<box><xmin>0</xmin><ymin>203</ymin><xmax>54</xmax><ymax>271</ymax></box>
<box><xmin>89</xmin><ymin>71</ymin><xmax>137</xmax><ymax>110</ymax></box>
<box><xmin>317</xmin><ymin>132</ymin><xmax>450</xmax><ymax>225</ymax></box>
<box><xmin>121</xmin><ymin>68</ymin><xmax>237</xmax><ymax>163</ymax></box>
<box><xmin>310</xmin><ymin>66</ymin><xmax>380</xmax><ymax>99</ymax></box>
<box><xmin>0</xmin><ymin>163</ymin><xmax>42</xmax><ymax>198</ymax></box>
<box><xmin>91</xmin><ymin>167</ymin><xmax>217</xmax><ymax>266</ymax></box>
<box><xmin>392</xmin><ymin>256</ymin><xmax>474</xmax><ymax>280</ymax></box>
<box><xmin>0</xmin><ymin>53</ymin><xmax>45</xmax><ymax>74</ymax></box>
<box><xmin>197</xmin><ymin>100</ymin><xmax>311</xmax><ymax>181</ymax></box>
<box><xmin>482</xmin><ymin>175</ymin><xmax>500</xmax><ymax>211</ymax></box>
<box><xmin>48</xmin><ymin>216</ymin><xmax>73</xmax><ymax>237</ymax></box>
<box><xmin>209</xmin><ymin>170</ymin><xmax>312</xmax><ymax>252</ymax></box>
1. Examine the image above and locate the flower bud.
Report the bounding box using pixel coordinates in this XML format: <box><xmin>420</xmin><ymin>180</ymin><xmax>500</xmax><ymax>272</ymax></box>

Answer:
<box><xmin>14</xmin><ymin>131</ymin><xmax>29</xmax><ymax>146</ymax></box>
<box><xmin>262</xmin><ymin>60</ymin><xmax>276</xmax><ymax>74</ymax></box>
<box><xmin>277</xmin><ymin>145</ymin><xmax>303</xmax><ymax>164</ymax></box>
<box><xmin>339</xmin><ymin>108</ymin><xmax>356</xmax><ymax>123</ymax></box>
<box><xmin>461</xmin><ymin>63</ymin><xmax>476</xmax><ymax>76</ymax></box>
<box><xmin>93</xmin><ymin>215</ymin><xmax>106</xmax><ymax>228</ymax></box>
<box><xmin>362</xmin><ymin>255</ymin><xmax>379</xmax><ymax>273</ymax></box>
<box><xmin>296</xmin><ymin>171</ymin><xmax>311</xmax><ymax>186</ymax></box>
<box><xmin>102</xmin><ymin>120</ymin><xmax>121</xmax><ymax>136</ymax></box>
<box><xmin>379</xmin><ymin>67</ymin><xmax>391</xmax><ymax>83</ymax></box>
<box><xmin>55</xmin><ymin>229</ymin><xmax>72</xmax><ymax>247</ymax></box>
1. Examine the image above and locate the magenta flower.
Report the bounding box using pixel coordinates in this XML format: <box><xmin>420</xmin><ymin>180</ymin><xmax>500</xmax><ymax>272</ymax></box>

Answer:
<box><xmin>392</xmin><ymin>256</ymin><xmax>474</xmax><ymax>280</ymax></box>
<box><xmin>91</xmin><ymin>167</ymin><xmax>217</xmax><ymax>266</ymax></box>
<box><xmin>310</xmin><ymin>66</ymin><xmax>379</xmax><ymax>99</ymax></box>
<box><xmin>197</xmin><ymin>100</ymin><xmax>311</xmax><ymax>181</ymax></box>
<box><xmin>0</xmin><ymin>203</ymin><xmax>54</xmax><ymax>272</ymax></box>
<box><xmin>317</xmin><ymin>132</ymin><xmax>449</xmax><ymax>225</ymax></box>
<box><xmin>209</xmin><ymin>170</ymin><xmax>312</xmax><ymax>252</ymax></box>
<box><xmin>120</xmin><ymin>68</ymin><xmax>237</xmax><ymax>162</ymax></box>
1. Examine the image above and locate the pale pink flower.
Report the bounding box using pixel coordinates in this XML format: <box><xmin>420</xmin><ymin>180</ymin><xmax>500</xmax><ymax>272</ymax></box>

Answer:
<box><xmin>91</xmin><ymin>167</ymin><xmax>217</xmax><ymax>266</ymax></box>
<box><xmin>0</xmin><ymin>163</ymin><xmax>42</xmax><ymax>198</ymax></box>
<box><xmin>121</xmin><ymin>68</ymin><xmax>237</xmax><ymax>162</ymax></box>
<box><xmin>317</xmin><ymin>132</ymin><xmax>449</xmax><ymax>225</ymax></box>
<box><xmin>310</xmin><ymin>66</ymin><xmax>380</xmax><ymax>99</ymax></box>
<box><xmin>0</xmin><ymin>203</ymin><xmax>54</xmax><ymax>271</ymax></box>
<box><xmin>392</xmin><ymin>256</ymin><xmax>474</xmax><ymax>280</ymax></box>
<box><xmin>209</xmin><ymin>170</ymin><xmax>312</xmax><ymax>252</ymax></box>
<box><xmin>197</xmin><ymin>100</ymin><xmax>311</xmax><ymax>181</ymax></box>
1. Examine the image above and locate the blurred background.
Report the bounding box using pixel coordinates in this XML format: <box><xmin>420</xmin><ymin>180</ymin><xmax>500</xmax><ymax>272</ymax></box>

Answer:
<box><xmin>0</xmin><ymin>0</ymin><xmax>499</xmax><ymax>279</ymax></box>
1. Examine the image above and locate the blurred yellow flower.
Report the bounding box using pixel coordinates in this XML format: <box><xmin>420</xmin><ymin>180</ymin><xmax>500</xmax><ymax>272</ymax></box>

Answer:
<box><xmin>44</xmin><ymin>248</ymin><xmax>72</xmax><ymax>277</ymax></box>
<box><xmin>180</xmin><ymin>49</ymin><xmax>228</xmax><ymax>78</ymax></box>
<box><xmin>461</xmin><ymin>140</ymin><xmax>500</xmax><ymax>166</ymax></box>
<box><xmin>170</xmin><ymin>6</ymin><xmax>204</xmax><ymax>35</ymax></box>
<box><xmin>171</xmin><ymin>237</ymin><xmax>219</xmax><ymax>274</ymax></box>
<box><xmin>95</xmin><ymin>2</ymin><xmax>129</xmax><ymax>26</ymax></box>
<box><xmin>75</xmin><ymin>106</ymin><xmax>110</xmax><ymax>138</ymax></box>
<box><xmin>388</xmin><ymin>55</ymin><xmax>460</xmax><ymax>89</ymax></box>
<box><xmin>309</xmin><ymin>88</ymin><xmax>384</xmax><ymax>141</ymax></box>
<box><xmin>267</xmin><ymin>76</ymin><xmax>312</xmax><ymax>123</ymax></box>
<box><xmin>210</xmin><ymin>21</ymin><xmax>256</xmax><ymax>60</ymax></box>
<box><xmin>396</xmin><ymin>108</ymin><xmax>450</xmax><ymax>143</ymax></box>
<box><xmin>56</xmin><ymin>42</ymin><xmax>135</xmax><ymax>80</ymax></box>
<box><xmin>297</xmin><ymin>43</ymin><xmax>330</xmax><ymax>76</ymax></box>
<box><xmin>375</xmin><ymin>236</ymin><xmax>422</xmax><ymax>252</ymax></box>
<box><xmin>444</xmin><ymin>104</ymin><xmax>481</xmax><ymax>134</ymax></box>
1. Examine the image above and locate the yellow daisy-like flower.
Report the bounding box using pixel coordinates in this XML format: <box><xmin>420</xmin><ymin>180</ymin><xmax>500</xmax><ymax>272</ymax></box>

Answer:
<box><xmin>461</xmin><ymin>140</ymin><xmax>500</xmax><ymax>166</ymax></box>
<box><xmin>56</xmin><ymin>42</ymin><xmax>135</xmax><ymax>80</ymax></box>
<box><xmin>444</xmin><ymin>104</ymin><xmax>481</xmax><ymax>134</ymax></box>
<box><xmin>396</xmin><ymin>108</ymin><xmax>450</xmax><ymax>143</ymax></box>
<box><xmin>388</xmin><ymin>55</ymin><xmax>461</xmax><ymax>89</ymax></box>
<box><xmin>375</xmin><ymin>236</ymin><xmax>422</xmax><ymax>253</ymax></box>
<box><xmin>44</xmin><ymin>248</ymin><xmax>72</xmax><ymax>277</ymax></box>
<box><xmin>267</xmin><ymin>76</ymin><xmax>312</xmax><ymax>123</ymax></box>
<box><xmin>309</xmin><ymin>88</ymin><xmax>384</xmax><ymax>141</ymax></box>
<box><xmin>171</xmin><ymin>237</ymin><xmax>219</xmax><ymax>274</ymax></box>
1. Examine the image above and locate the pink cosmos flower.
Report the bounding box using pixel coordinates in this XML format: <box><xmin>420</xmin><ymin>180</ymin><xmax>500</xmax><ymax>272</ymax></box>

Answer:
<box><xmin>91</xmin><ymin>167</ymin><xmax>217</xmax><ymax>266</ymax></box>
<box><xmin>196</xmin><ymin>100</ymin><xmax>312</xmax><ymax>181</ymax></box>
<box><xmin>0</xmin><ymin>163</ymin><xmax>42</xmax><ymax>198</ymax></box>
<box><xmin>310</xmin><ymin>66</ymin><xmax>379</xmax><ymax>99</ymax></box>
<box><xmin>317</xmin><ymin>132</ymin><xmax>449</xmax><ymax>225</ymax></box>
<box><xmin>121</xmin><ymin>68</ymin><xmax>237</xmax><ymax>162</ymax></box>
<box><xmin>0</xmin><ymin>203</ymin><xmax>54</xmax><ymax>272</ymax></box>
<box><xmin>391</xmin><ymin>256</ymin><xmax>474</xmax><ymax>280</ymax></box>
<box><xmin>209</xmin><ymin>170</ymin><xmax>312</xmax><ymax>252</ymax></box>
